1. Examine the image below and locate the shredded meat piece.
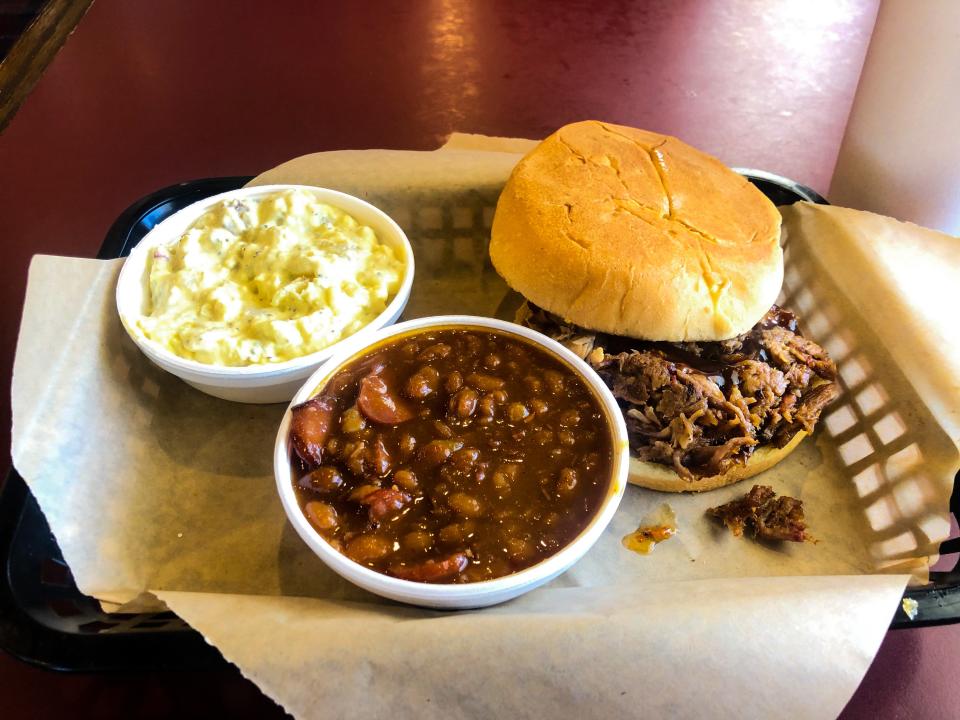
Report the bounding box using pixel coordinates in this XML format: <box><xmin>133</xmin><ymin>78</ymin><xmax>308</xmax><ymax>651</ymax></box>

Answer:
<box><xmin>793</xmin><ymin>382</ymin><xmax>841</xmax><ymax>433</ymax></box>
<box><xmin>682</xmin><ymin>370</ymin><xmax>727</xmax><ymax>405</ymax></box>
<box><xmin>708</xmin><ymin>485</ymin><xmax>809</xmax><ymax>542</ymax></box>
<box><xmin>761</xmin><ymin>325</ymin><xmax>837</xmax><ymax>381</ymax></box>
<box><xmin>739</xmin><ymin>360</ymin><xmax>787</xmax><ymax>403</ymax></box>
<box><xmin>517</xmin><ymin>302</ymin><xmax>598</xmax><ymax>360</ymax></box>
<box><xmin>522</xmin><ymin>302</ymin><xmax>838</xmax><ymax>479</ymax></box>
<box><xmin>684</xmin><ymin>436</ymin><xmax>757</xmax><ymax>474</ymax></box>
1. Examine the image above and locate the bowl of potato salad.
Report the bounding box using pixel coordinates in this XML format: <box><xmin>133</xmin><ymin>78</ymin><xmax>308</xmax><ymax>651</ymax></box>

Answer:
<box><xmin>116</xmin><ymin>185</ymin><xmax>414</xmax><ymax>403</ymax></box>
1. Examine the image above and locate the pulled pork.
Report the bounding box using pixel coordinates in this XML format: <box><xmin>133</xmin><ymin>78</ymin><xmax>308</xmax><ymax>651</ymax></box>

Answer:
<box><xmin>708</xmin><ymin>485</ymin><xmax>809</xmax><ymax>543</ymax></box>
<box><xmin>521</xmin><ymin>303</ymin><xmax>839</xmax><ymax>479</ymax></box>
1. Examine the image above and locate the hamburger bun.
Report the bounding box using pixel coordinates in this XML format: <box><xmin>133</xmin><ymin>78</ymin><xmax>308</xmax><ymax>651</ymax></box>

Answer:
<box><xmin>490</xmin><ymin>120</ymin><xmax>783</xmax><ymax>342</ymax></box>
<box><xmin>628</xmin><ymin>431</ymin><xmax>808</xmax><ymax>492</ymax></box>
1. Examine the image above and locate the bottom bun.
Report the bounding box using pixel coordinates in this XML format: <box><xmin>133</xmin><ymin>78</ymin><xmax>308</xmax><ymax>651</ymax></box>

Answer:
<box><xmin>628</xmin><ymin>431</ymin><xmax>808</xmax><ymax>493</ymax></box>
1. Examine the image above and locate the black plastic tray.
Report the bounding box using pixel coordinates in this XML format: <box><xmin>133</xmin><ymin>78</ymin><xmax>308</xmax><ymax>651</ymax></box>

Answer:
<box><xmin>3</xmin><ymin>173</ymin><xmax>958</xmax><ymax>673</ymax></box>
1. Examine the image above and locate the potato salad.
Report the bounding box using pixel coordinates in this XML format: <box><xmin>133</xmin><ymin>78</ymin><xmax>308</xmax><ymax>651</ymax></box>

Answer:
<box><xmin>136</xmin><ymin>189</ymin><xmax>404</xmax><ymax>366</ymax></box>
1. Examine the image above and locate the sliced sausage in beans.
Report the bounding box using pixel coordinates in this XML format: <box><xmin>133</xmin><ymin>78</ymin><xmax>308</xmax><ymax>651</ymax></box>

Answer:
<box><xmin>389</xmin><ymin>552</ymin><xmax>469</xmax><ymax>582</ymax></box>
<box><xmin>357</xmin><ymin>373</ymin><xmax>415</xmax><ymax>424</ymax></box>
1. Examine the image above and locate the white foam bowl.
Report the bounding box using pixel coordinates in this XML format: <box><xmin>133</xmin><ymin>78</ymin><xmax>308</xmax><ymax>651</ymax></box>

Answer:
<box><xmin>274</xmin><ymin>315</ymin><xmax>630</xmax><ymax>609</ymax></box>
<box><xmin>115</xmin><ymin>184</ymin><xmax>414</xmax><ymax>404</ymax></box>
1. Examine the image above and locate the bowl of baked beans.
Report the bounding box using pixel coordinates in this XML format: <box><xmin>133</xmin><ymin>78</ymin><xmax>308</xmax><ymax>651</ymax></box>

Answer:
<box><xmin>274</xmin><ymin>315</ymin><xmax>629</xmax><ymax>608</ymax></box>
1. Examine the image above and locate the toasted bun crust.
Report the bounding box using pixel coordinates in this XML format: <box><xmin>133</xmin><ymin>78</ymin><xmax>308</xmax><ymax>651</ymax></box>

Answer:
<box><xmin>628</xmin><ymin>431</ymin><xmax>807</xmax><ymax>493</ymax></box>
<box><xmin>490</xmin><ymin>121</ymin><xmax>783</xmax><ymax>341</ymax></box>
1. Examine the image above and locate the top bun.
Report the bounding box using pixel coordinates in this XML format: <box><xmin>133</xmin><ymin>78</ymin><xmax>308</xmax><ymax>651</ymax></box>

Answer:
<box><xmin>490</xmin><ymin>121</ymin><xmax>783</xmax><ymax>341</ymax></box>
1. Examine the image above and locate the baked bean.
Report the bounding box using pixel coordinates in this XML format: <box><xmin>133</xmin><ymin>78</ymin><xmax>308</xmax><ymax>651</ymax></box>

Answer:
<box><xmin>581</xmin><ymin>452</ymin><xmax>601</xmax><ymax>471</ymax></box>
<box><xmin>444</xmin><ymin>370</ymin><xmax>463</xmax><ymax>393</ymax></box>
<box><xmin>466</xmin><ymin>373</ymin><xmax>505</xmax><ymax>391</ymax></box>
<box><xmin>557</xmin><ymin>467</ymin><xmax>578</xmax><ymax>494</ymax></box>
<box><xmin>419</xmin><ymin>343</ymin><xmax>452</xmax><ymax>360</ymax></box>
<box><xmin>438</xmin><ymin>521</ymin><xmax>476</xmax><ymax>545</ymax></box>
<box><xmin>544</xmin><ymin>370</ymin><xmax>565</xmax><ymax>394</ymax></box>
<box><xmin>451</xmin><ymin>447</ymin><xmax>480</xmax><ymax>471</ymax></box>
<box><xmin>393</xmin><ymin>468</ymin><xmax>419</xmax><ymax>492</ymax></box>
<box><xmin>348</xmin><ymin>483</ymin><xmax>381</xmax><ymax>502</ymax></box>
<box><xmin>419</xmin><ymin>439</ymin><xmax>464</xmax><ymax>466</ymax></box>
<box><xmin>402</xmin><ymin>529</ymin><xmax>434</xmax><ymax>552</ymax></box>
<box><xmin>300</xmin><ymin>466</ymin><xmax>344</xmax><ymax>494</ymax></box>
<box><xmin>448</xmin><ymin>492</ymin><xmax>483</xmax><ymax>517</ymax></box>
<box><xmin>503</xmin><ymin>463</ymin><xmax>521</xmax><ymax>479</ymax></box>
<box><xmin>530</xmin><ymin>398</ymin><xmax>550</xmax><ymax>414</ymax></box>
<box><xmin>505</xmin><ymin>343</ymin><xmax>529</xmax><ymax>360</ymax></box>
<box><xmin>523</xmin><ymin>376</ymin><xmax>543</xmax><ymax>394</ymax></box>
<box><xmin>449</xmin><ymin>387</ymin><xmax>479</xmax><ymax>419</ymax></box>
<box><xmin>558</xmin><ymin>430</ymin><xmax>576</xmax><ymax>446</ymax></box>
<box><xmin>305</xmin><ymin>501</ymin><xmax>338</xmax><ymax>531</ymax></box>
<box><xmin>398</xmin><ymin>432</ymin><xmax>417</xmax><ymax>460</ymax></box>
<box><xmin>473</xmin><ymin>466</ymin><xmax>488</xmax><ymax>484</ymax></box>
<box><xmin>464</xmin><ymin>334</ymin><xmax>483</xmax><ymax>354</ymax></box>
<box><xmin>437</xmin><ymin>463</ymin><xmax>459</xmax><ymax>485</ymax></box>
<box><xmin>559</xmin><ymin>410</ymin><xmax>581</xmax><ymax>427</ymax></box>
<box><xmin>482</xmin><ymin>353</ymin><xmax>501</xmax><ymax>369</ymax></box>
<box><xmin>491</xmin><ymin>463</ymin><xmax>520</xmax><ymax>491</ymax></box>
<box><xmin>344</xmin><ymin>440</ymin><xmax>368</xmax><ymax>476</ymax></box>
<box><xmin>346</xmin><ymin>535</ymin><xmax>394</xmax><ymax>563</ymax></box>
<box><xmin>405</xmin><ymin>366</ymin><xmax>440</xmax><ymax>399</ymax></box>
<box><xmin>477</xmin><ymin>394</ymin><xmax>496</xmax><ymax>422</ymax></box>
<box><xmin>506</xmin><ymin>537</ymin><xmax>534</xmax><ymax>563</ymax></box>
<box><xmin>433</xmin><ymin>419</ymin><xmax>454</xmax><ymax>438</ymax></box>
<box><xmin>340</xmin><ymin>406</ymin><xmax>366</xmax><ymax>434</ymax></box>
<box><xmin>399</xmin><ymin>341</ymin><xmax>420</xmax><ymax>358</ymax></box>
<box><xmin>533</xmin><ymin>429</ymin><xmax>554</xmax><ymax>446</ymax></box>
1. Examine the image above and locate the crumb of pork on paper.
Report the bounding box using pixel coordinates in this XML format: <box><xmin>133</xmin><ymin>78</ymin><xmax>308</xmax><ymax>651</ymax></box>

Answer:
<box><xmin>707</xmin><ymin>485</ymin><xmax>812</xmax><ymax>543</ymax></box>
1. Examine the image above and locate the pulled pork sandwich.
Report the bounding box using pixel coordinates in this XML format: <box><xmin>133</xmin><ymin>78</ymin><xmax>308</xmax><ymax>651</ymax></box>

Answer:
<box><xmin>490</xmin><ymin>120</ymin><xmax>839</xmax><ymax>492</ymax></box>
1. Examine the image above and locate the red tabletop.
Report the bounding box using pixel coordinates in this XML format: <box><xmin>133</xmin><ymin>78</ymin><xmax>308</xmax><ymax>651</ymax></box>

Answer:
<box><xmin>2</xmin><ymin>1</ymin><xmax>957</xmax><ymax>717</ymax></box>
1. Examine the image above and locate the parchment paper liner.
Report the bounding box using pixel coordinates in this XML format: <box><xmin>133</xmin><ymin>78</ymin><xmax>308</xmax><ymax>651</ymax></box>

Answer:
<box><xmin>12</xmin><ymin>140</ymin><xmax>959</xmax><ymax>718</ymax></box>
